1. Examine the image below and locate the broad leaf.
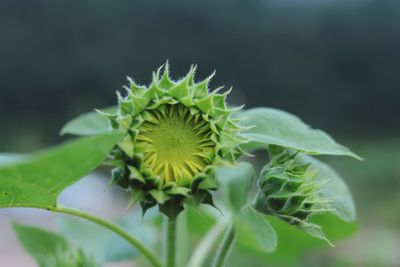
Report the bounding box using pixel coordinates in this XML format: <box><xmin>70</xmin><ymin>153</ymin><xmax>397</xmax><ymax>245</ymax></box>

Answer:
<box><xmin>186</xmin><ymin>205</ymin><xmax>218</xmax><ymax>237</ymax></box>
<box><xmin>306</xmin><ymin>155</ymin><xmax>356</xmax><ymax>222</ymax></box>
<box><xmin>227</xmin><ymin>213</ymin><xmax>357</xmax><ymax>266</ymax></box>
<box><xmin>13</xmin><ymin>223</ymin><xmax>99</xmax><ymax>267</ymax></box>
<box><xmin>0</xmin><ymin>132</ymin><xmax>122</xmax><ymax>209</ymax></box>
<box><xmin>234</xmin><ymin>206</ymin><xmax>277</xmax><ymax>254</ymax></box>
<box><xmin>237</xmin><ymin>108</ymin><xmax>361</xmax><ymax>159</ymax></box>
<box><xmin>13</xmin><ymin>223</ymin><xmax>69</xmax><ymax>264</ymax></box>
<box><xmin>60</xmin><ymin>106</ymin><xmax>117</xmax><ymax>136</ymax></box>
<box><xmin>215</xmin><ymin>162</ymin><xmax>254</xmax><ymax>214</ymax></box>
<box><xmin>57</xmin><ymin>211</ymin><xmax>157</xmax><ymax>262</ymax></box>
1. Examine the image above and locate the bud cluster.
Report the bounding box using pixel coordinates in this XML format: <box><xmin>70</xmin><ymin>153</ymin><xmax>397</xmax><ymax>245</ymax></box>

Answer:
<box><xmin>254</xmin><ymin>146</ymin><xmax>331</xmax><ymax>226</ymax></box>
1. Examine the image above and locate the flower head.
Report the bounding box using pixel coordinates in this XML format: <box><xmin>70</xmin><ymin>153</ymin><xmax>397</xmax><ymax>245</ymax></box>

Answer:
<box><xmin>136</xmin><ymin>103</ymin><xmax>215</xmax><ymax>185</ymax></box>
<box><xmin>104</xmin><ymin>63</ymin><xmax>247</xmax><ymax>218</ymax></box>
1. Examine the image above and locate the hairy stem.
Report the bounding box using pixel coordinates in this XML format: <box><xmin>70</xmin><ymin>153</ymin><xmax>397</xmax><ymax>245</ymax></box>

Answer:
<box><xmin>212</xmin><ymin>225</ymin><xmax>235</xmax><ymax>267</ymax></box>
<box><xmin>165</xmin><ymin>218</ymin><xmax>177</xmax><ymax>267</ymax></box>
<box><xmin>53</xmin><ymin>206</ymin><xmax>162</xmax><ymax>267</ymax></box>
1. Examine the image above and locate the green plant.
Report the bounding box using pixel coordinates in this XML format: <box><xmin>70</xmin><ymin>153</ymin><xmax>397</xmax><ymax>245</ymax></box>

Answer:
<box><xmin>0</xmin><ymin>63</ymin><xmax>360</xmax><ymax>267</ymax></box>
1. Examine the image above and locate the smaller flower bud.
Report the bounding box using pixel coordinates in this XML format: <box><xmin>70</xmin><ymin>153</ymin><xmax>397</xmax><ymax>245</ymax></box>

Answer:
<box><xmin>254</xmin><ymin>146</ymin><xmax>333</xmax><ymax>243</ymax></box>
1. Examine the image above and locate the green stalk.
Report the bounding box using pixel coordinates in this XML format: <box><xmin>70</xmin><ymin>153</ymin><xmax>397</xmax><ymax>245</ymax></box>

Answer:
<box><xmin>211</xmin><ymin>225</ymin><xmax>235</xmax><ymax>267</ymax></box>
<box><xmin>165</xmin><ymin>218</ymin><xmax>177</xmax><ymax>267</ymax></box>
<box><xmin>52</xmin><ymin>206</ymin><xmax>162</xmax><ymax>267</ymax></box>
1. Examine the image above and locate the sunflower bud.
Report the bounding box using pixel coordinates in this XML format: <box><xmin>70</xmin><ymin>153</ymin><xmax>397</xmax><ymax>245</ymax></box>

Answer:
<box><xmin>104</xmin><ymin>63</ymin><xmax>248</xmax><ymax>219</ymax></box>
<box><xmin>254</xmin><ymin>146</ymin><xmax>332</xmax><ymax>235</ymax></box>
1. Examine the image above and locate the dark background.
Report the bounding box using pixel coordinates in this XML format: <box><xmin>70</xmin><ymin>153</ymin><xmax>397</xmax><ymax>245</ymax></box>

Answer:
<box><xmin>1</xmin><ymin>0</ymin><xmax>399</xmax><ymax>151</ymax></box>
<box><xmin>1</xmin><ymin>0</ymin><xmax>399</xmax><ymax>266</ymax></box>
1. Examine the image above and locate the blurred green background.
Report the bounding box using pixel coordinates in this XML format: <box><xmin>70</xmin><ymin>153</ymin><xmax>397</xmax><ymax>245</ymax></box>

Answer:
<box><xmin>0</xmin><ymin>0</ymin><xmax>399</xmax><ymax>266</ymax></box>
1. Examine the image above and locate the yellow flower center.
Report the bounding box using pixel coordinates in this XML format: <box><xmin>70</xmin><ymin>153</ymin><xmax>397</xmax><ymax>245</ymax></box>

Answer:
<box><xmin>136</xmin><ymin>104</ymin><xmax>215</xmax><ymax>183</ymax></box>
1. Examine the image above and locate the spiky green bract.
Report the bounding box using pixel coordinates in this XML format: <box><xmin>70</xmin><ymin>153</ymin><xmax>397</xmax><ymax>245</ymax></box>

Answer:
<box><xmin>104</xmin><ymin>63</ymin><xmax>248</xmax><ymax>219</ymax></box>
<box><xmin>254</xmin><ymin>146</ymin><xmax>333</xmax><ymax>244</ymax></box>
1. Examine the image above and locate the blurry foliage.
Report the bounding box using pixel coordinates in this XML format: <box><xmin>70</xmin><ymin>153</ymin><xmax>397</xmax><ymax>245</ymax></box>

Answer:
<box><xmin>0</xmin><ymin>0</ymin><xmax>399</xmax><ymax>151</ymax></box>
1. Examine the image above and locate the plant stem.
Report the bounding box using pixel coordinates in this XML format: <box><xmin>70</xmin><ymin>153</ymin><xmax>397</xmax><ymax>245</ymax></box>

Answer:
<box><xmin>211</xmin><ymin>225</ymin><xmax>235</xmax><ymax>267</ymax></box>
<box><xmin>165</xmin><ymin>218</ymin><xmax>177</xmax><ymax>267</ymax></box>
<box><xmin>53</xmin><ymin>206</ymin><xmax>162</xmax><ymax>267</ymax></box>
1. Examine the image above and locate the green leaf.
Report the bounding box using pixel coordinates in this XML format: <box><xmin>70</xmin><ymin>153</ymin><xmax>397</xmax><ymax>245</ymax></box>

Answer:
<box><xmin>305</xmin><ymin>155</ymin><xmax>356</xmax><ymax>222</ymax></box>
<box><xmin>234</xmin><ymin>206</ymin><xmax>277</xmax><ymax>254</ymax></box>
<box><xmin>13</xmin><ymin>223</ymin><xmax>69</xmax><ymax>264</ymax></box>
<box><xmin>60</xmin><ymin>106</ymin><xmax>117</xmax><ymax>136</ymax></box>
<box><xmin>269</xmin><ymin>213</ymin><xmax>356</xmax><ymax>261</ymax></box>
<box><xmin>185</xmin><ymin>205</ymin><xmax>217</xmax><ymax>237</ymax></box>
<box><xmin>13</xmin><ymin>223</ymin><xmax>100</xmax><ymax>267</ymax></box>
<box><xmin>57</xmin><ymin>212</ymin><xmax>157</xmax><ymax>262</ymax></box>
<box><xmin>227</xmin><ymin>213</ymin><xmax>357</xmax><ymax>266</ymax></box>
<box><xmin>215</xmin><ymin>162</ymin><xmax>254</xmax><ymax>214</ymax></box>
<box><xmin>237</xmin><ymin>108</ymin><xmax>361</xmax><ymax>159</ymax></box>
<box><xmin>0</xmin><ymin>132</ymin><xmax>122</xmax><ymax>209</ymax></box>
